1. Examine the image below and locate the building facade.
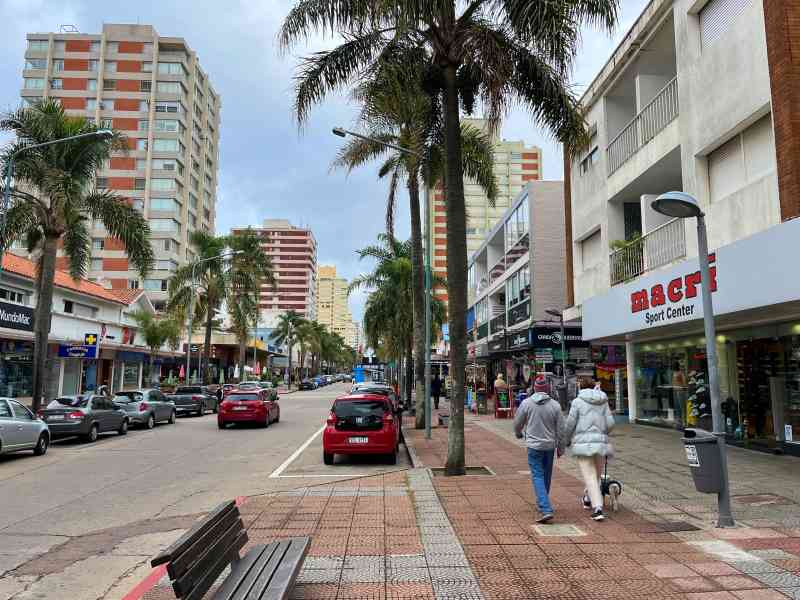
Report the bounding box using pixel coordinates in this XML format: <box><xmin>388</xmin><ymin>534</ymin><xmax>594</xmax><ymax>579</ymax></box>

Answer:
<box><xmin>231</xmin><ymin>219</ymin><xmax>318</xmax><ymax>328</ymax></box>
<box><xmin>19</xmin><ymin>24</ymin><xmax>221</xmax><ymax>310</ymax></box>
<box><xmin>428</xmin><ymin>118</ymin><xmax>541</xmax><ymax>307</ymax></box>
<box><xmin>564</xmin><ymin>0</ymin><xmax>800</xmax><ymax>454</ymax></box>
<box><xmin>315</xmin><ymin>265</ymin><xmax>357</xmax><ymax>348</ymax></box>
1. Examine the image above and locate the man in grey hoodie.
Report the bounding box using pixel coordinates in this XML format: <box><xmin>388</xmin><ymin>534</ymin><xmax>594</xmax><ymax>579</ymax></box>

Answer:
<box><xmin>514</xmin><ymin>375</ymin><xmax>565</xmax><ymax>523</ymax></box>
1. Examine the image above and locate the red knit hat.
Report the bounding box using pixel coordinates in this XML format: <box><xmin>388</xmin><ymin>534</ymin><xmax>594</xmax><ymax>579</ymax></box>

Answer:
<box><xmin>533</xmin><ymin>375</ymin><xmax>548</xmax><ymax>393</ymax></box>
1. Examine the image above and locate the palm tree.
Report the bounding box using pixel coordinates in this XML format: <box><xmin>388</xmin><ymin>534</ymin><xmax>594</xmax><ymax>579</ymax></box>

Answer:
<box><xmin>294</xmin><ymin>318</ymin><xmax>315</xmax><ymax>379</ymax></box>
<box><xmin>270</xmin><ymin>311</ymin><xmax>304</xmax><ymax>387</ymax></box>
<box><xmin>0</xmin><ymin>99</ymin><xmax>154</xmax><ymax>410</ymax></box>
<box><xmin>130</xmin><ymin>310</ymin><xmax>182</xmax><ymax>385</ymax></box>
<box><xmin>332</xmin><ymin>60</ymin><xmax>497</xmax><ymax>428</ymax></box>
<box><xmin>226</xmin><ymin>229</ymin><xmax>275</xmax><ymax>378</ymax></box>
<box><xmin>281</xmin><ymin>0</ymin><xmax>618</xmax><ymax>474</ymax></box>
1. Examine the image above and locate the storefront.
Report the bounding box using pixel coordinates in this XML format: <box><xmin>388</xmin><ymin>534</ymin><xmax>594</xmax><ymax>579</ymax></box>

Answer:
<box><xmin>0</xmin><ymin>300</ymin><xmax>35</xmax><ymax>398</ymax></box>
<box><xmin>582</xmin><ymin>217</ymin><xmax>800</xmax><ymax>454</ymax></box>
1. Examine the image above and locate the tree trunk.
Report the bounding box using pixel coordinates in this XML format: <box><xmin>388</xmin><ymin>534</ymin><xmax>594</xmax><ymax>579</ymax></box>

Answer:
<box><xmin>202</xmin><ymin>306</ymin><xmax>213</xmax><ymax>384</ymax></box>
<box><xmin>238</xmin><ymin>335</ymin><xmax>247</xmax><ymax>382</ymax></box>
<box><xmin>287</xmin><ymin>341</ymin><xmax>293</xmax><ymax>389</ymax></box>
<box><xmin>149</xmin><ymin>351</ymin><xmax>156</xmax><ymax>385</ymax></box>
<box><xmin>405</xmin><ymin>340</ymin><xmax>413</xmax><ymax>411</ymax></box>
<box><xmin>31</xmin><ymin>235</ymin><xmax>59</xmax><ymax>412</ymax></box>
<box><xmin>442</xmin><ymin>63</ymin><xmax>467</xmax><ymax>476</ymax></box>
<box><xmin>408</xmin><ymin>172</ymin><xmax>427</xmax><ymax>428</ymax></box>
<box><xmin>299</xmin><ymin>344</ymin><xmax>305</xmax><ymax>379</ymax></box>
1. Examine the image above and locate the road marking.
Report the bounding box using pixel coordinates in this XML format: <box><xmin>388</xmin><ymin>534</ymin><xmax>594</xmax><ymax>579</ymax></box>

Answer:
<box><xmin>270</xmin><ymin>474</ymin><xmax>370</xmax><ymax>478</ymax></box>
<box><xmin>268</xmin><ymin>424</ymin><xmax>325</xmax><ymax>478</ymax></box>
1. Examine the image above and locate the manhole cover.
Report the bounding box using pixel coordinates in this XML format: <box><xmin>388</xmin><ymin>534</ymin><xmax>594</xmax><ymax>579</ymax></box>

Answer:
<box><xmin>733</xmin><ymin>494</ymin><xmax>794</xmax><ymax>506</ymax></box>
<box><xmin>532</xmin><ymin>524</ymin><xmax>585</xmax><ymax>537</ymax></box>
<box><xmin>430</xmin><ymin>466</ymin><xmax>495</xmax><ymax>477</ymax></box>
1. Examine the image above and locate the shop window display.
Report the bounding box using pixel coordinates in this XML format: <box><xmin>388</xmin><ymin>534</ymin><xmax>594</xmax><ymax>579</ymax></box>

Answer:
<box><xmin>0</xmin><ymin>341</ymin><xmax>33</xmax><ymax>398</ymax></box>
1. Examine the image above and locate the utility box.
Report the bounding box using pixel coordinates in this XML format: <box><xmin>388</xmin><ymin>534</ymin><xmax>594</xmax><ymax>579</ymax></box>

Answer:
<box><xmin>682</xmin><ymin>428</ymin><xmax>723</xmax><ymax>493</ymax></box>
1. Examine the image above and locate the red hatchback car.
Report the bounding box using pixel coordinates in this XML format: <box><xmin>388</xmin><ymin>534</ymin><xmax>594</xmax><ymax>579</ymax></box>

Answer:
<box><xmin>217</xmin><ymin>388</ymin><xmax>280</xmax><ymax>429</ymax></box>
<box><xmin>323</xmin><ymin>394</ymin><xmax>400</xmax><ymax>465</ymax></box>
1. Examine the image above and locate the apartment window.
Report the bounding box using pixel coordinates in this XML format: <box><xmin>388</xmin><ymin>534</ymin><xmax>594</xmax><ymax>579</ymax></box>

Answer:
<box><xmin>142</xmin><ymin>42</ymin><xmax>153</xmax><ymax>55</ymax></box>
<box><xmin>0</xmin><ymin>288</ymin><xmax>27</xmax><ymax>305</ymax></box>
<box><xmin>157</xmin><ymin>62</ymin><xmax>186</xmax><ymax>76</ymax></box>
<box><xmin>205</xmin><ymin>174</ymin><xmax>213</xmax><ymax>187</ymax></box>
<box><xmin>90</xmin><ymin>41</ymin><xmax>101</xmax><ymax>53</ymax></box>
<box><xmin>53</xmin><ymin>41</ymin><xmax>65</xmax><ymax>52</ymax></box>
<box><xmin>154</xmin><ymin>119</ymin><xmax>179</xmax><ymax>132</ymax></box>
<box><xmin>49</xmin><ymin>78</ymin><xmax>63</xmax><ymax>90</ymax></box>
<box><xmin>150</xmin><ymin>197</ymin><xmax>179</xmax><ymax>212</ymax></box>
<box><xmin>25</xmin><ymin>59</ymin><xmax>46</xmax><ymax>70</ymax></box>
<box><xmin>129</xmin><ymin>280</ymin><xmax>140</xmax><ymax>289</ymax></box>
<box><xmin>90</xmin><ymin>258</ymin><xmax>102</xmax><ymax>271</ymax></box>
<box><xmin>149</xmin><ymin>218</ymin><xmax>180</xmax><ymax>232</ymax></box>
<box><xmin>136</xmin><ymin>158</ymin><xmax>147</xmax><ymax>170</ymax></box>
<box><xmin>51</xmin><ymin>60</ymin><xmax>64</xmax><ymax>73</ymax></box>
<box><xmin>142</xmin><ymin>61</ymin><xmax>153</xmax><ymax>72</ymax></box>
<box><xmin>96</xmin><ymin>177</ymin><xmax>108</xmax><ymax>189</ymax></box>
<box><xmin>151</xmin><ymin>178</ymin><xmax>176</xmax><ymax>191</ymax></box>
<box><xmin>85</xmin><ymin>60</ymin><xmax>98</xmax><ymax>72</ymax></box>
<box><xmin>140</xmin><ymin>80</ymin><xmax>152</xmax><ymax>92</ymax></box>
<box><xmin>192</xmin><ymin>159</ymin><xmax>200</xmax><ymax>172</ymax></box>
<box><xmin>581</xmin><ymin>230</ymin><xmax>602</xmax><ymax>270</ymax></box>
<box><xmin>134</xmin><ymin>178</ymin><xmax>146</xmax><ymax>190</ymax></box>
<box><xmin>131</xmin><ymin>198</ymin><xmax>144</xmax><ymax>212</ymax></box>
<box><xmin>156</xmin><ymin>81</ymin><xmax>182</xmax><ymax>94</ymax></box>
<box><xmin>88</xmin><ymin>79</ymin><xmax>97</xmax><ymax>91</ymax></box>
<box><xmin>86</xmin><ymin>99</ymin><xmax>105</xmax><ymax>110</ymax></box>
<box><xmin>24</xmin><ymin>78</ymin><xmax>45</xmax><ymax>90</ymax></box>
<box><xmin>105</xmin><ymin>61</ymin><xmax>117</xmax><ymax>73</ymax></box>
<box><xmin>143</xmin><ymin>279</ymin><xmax>168</xmax><ymax>291</ymax></box>
<box><xmin>63</xmin><ymin>300</ymin><xmax>97</xmax><ymax>318</ymax></box>
<box><xmin>190</xmin><ymin>176</ymin><xmax>199</xmax><ymax>191</ymax></box>
<box><xmin>700</xmin><ymin>0</ymin><xmax>752</xmax><ymax>47</ymax></box>
<box><xmin>103</xmin><ymin>79</ymin><xmax>116</xmax><ymax>91</ymax></box>
<box><xmin>156</xmin><ymin>259</ymin><xmax>178</xmax><ymax>271</ymax></box>
<box><xmin>136</xmin><ymin>138</ymin><xmax>148</xmax><ymax>151</ymax></box>
<box><xmin>189</xmin><ymin>214</ymin><xmax>197</xmax><ymax>228</ymax></box>
<box><xmin>28</xmin><ymin>40</ymin><xmax>49</xmax><ymax>52</ymax></box>
<box><xmin>92</xmin><ymin>238</ymin><xmax>105</xmax><ymax>250</ymax></box>
<box><xmin>203</xmin><ymin>208</ymin><xmax>210</xmax><ymax>220</ymax></box>
<box><xmin>708</xmin><ymin>114</ymin><xmax>774</xmax><ymax>203</ymax></box>
<box><xmin>152</xmin><ymin>158</ymin><xmax>181</xmax><ymax>172</ymax></box>
<box><xmin>152</xmin><ymin>138</ymin><xmax>179</xmax><ymax>152</ymax></box>
<box><xmin>139</xmin><ymin>100</ymin><xmax>148</xmax><ymax>112</ymax></box>
<box><xmin>155</xmin><ymin>101</ymin><xmax>181</xmax><ymax>113</ymax></box>
<box><xmin>189</xmin><ymin>193</ymin><xmax>198</xmax><ymax>209</ymax></box>
<box><xmin>138</xmin><ymin>119</ymin><xmax>149</xmax><ymax>131</ymax></box>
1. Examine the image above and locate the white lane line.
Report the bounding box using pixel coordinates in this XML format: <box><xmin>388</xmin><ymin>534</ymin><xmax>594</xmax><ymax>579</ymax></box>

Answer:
<box><xmin>272</xmin><ymin>474</ymin><xmax>369</xmax><ymax>478</ymax></box>
<box><xmin>268</xmin><ymin>425</ymin><xmax>325</xmax><ymax>478</ymax></box>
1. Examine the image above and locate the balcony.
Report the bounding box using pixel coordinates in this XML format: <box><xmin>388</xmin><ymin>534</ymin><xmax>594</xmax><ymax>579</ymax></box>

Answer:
<box><xmin>489</xmin><ymin>313</ymin><xmax>506</xmax><ymax>335</ymax></box>
<box><xmin>607</xmin><ymin>77</ymin><xmax>678</xmax><ymax>176</ymax></box>
<box><xmin>609</xmin><ymin>217</ymin><xmax>686</xmax><ymax>286</ymax></box>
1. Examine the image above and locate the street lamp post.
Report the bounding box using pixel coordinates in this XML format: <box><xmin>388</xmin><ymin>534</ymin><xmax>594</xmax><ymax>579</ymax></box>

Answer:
<box><xmin>185</xmin><ymin>250</ymin><xmax>243</xmax><ymax>384</ymax></box>
<box><xmin>1</xmin><ymin>129</ymin><xmax>114</xmax><ymax>275</ymax></box>
<box><xmin>333</xmin><ymin>127</ymin><xmax>433</xmax><ymax>439</ymax></box>
<box><xmin>652</xmin><ymin>191</ymin><xmax>734</xmax><ymax>528</ymax></box>
<box><xmin>546</xmin><ymin>309</ymin><xmax>567</xmax><ymax>386</ymax></box>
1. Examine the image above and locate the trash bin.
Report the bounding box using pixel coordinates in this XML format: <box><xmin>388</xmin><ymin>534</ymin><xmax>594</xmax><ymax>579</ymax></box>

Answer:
<box><xmin>682</xmin><ymin>428</ymin><xmax>723</xmax><ymax>493</ymax></box>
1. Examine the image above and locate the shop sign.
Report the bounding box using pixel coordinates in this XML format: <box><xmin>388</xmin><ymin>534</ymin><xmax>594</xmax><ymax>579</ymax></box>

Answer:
<box><xmin>583</xmin><ymin>217</ymin><xmax>800</xmax><ymax>340</ymax></box>
<box><xmin>507</xmin><ymin>330</ymin><xmax>531</xmax><ymax>351</ymax></box>
<box><xmin>535</xmin><ymin>348</ymin><xmax>553</xmax><ymax>362</ymax></box>
<box><xmin>488</xmin><ymin>337</ymin><xmax>506</xmax><ymax>353</ymax></box>
<box><xmin>0</xmin><ymin>301</ymin><xmax>34</xmax><ymax>332</ymax></box>
<box><xmin>58</xmin><ymin>344</ymin><xmax>97</xmax><ymax>358</ymax></box>
<box><xmin>531</xmin><ymin>326</ymin><xmax>586</xmax><ymax>349</ymax></box>
<box><xmin>508</xmin><ymin>299</ymin><xmax>530</xmax><ymax>327</ymax></box>
<box><xmin>117</xmin><ymin>350</ymin><xmax>147</xmax><ymax>362</ymax></box>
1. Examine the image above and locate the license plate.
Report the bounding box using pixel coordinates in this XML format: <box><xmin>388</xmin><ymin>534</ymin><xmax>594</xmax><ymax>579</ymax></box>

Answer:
<box><xmin>348</xmin><ymin>436</ymin><xmax>368</xmax><ymax>444</ymax></box>
<box><xmin>48</xmin><ymin>415</ymin><xmax>65</xmax><ymax>421</ymax></box>
<box><xmin>232</xmin><ymin>406</ymin><xmax>248</xmax><ymax>411</ymax></box>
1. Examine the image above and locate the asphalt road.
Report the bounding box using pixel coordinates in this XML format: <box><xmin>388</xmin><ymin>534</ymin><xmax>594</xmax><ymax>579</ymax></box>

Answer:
<box><xmin>0</xmin><ymin>382</ymin><xmax>409</xmax><ymax>600</ymax></box>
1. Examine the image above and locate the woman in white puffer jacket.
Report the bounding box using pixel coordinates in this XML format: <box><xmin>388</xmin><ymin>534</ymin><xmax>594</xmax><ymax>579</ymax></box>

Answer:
<box><xmin>563</xmin><ymin>377</ymin><xmax>615</xmax><ymax>521</ymax></box>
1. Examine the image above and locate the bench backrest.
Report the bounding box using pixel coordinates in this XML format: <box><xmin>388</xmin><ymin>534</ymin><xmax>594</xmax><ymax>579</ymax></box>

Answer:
<box><xmin>151</xmin><ymin>500</ymin><xmax>247</xmax><ymax>599</ymax></box>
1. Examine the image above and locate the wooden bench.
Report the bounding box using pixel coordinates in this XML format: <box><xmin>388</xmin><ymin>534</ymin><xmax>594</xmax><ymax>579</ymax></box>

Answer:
<box><xmin>151</xmin><ymin>500</ymin><xmax>309</xmax><ymax>600</ymax></box>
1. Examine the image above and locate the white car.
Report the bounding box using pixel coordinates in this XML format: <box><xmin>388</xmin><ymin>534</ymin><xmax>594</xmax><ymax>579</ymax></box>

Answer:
<box><xmin>0</xmin><ymin>397</ymin><xmax>50</xmax><ymax>456</ymax></box>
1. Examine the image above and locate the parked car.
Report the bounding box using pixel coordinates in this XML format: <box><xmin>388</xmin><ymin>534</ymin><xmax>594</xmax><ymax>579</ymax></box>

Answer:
<box><xmin>350</xmin><ymin>383</ymin><xmax>401</xmax><ymax>412</ymax></box>
<box><xmin>40</xmin><ymin>394</ymin><xmax>129</xmax><ymax>442</ymax></box>
<box><xmin>312</xmin><ymin>376</ymin><xmax>324</xmax><ymax>388</ymax></box>
<box><xmin>299</xmin><ymin>378</ymin><xmax>316</xmax><ymax>390</ymax></box>
<box><xmin>218</xmin><ymin>388</ymin><xmax>280</xmax><ymax>429</ymax></box>
<box><xmin>325</xmin><ymin>375</ymin><xmax>335</xmax><ymax>385</ymax></box>
<box><xmin>255</xmin><ymin>381</ymin><xmax>279</xmax><ymax>401</ymax></box>
<box><xmin>113</xmin><ymin>389</ymin><xmax>176</xmax><ymax>429</ymax></box>
<box><xmin>0</xmin><ymin>397</ymin><xmax>50</xmax><ymax>456</ymax></box>
<box><xmin>168</xmin><ymin>386</ymin><xmax>218</xmax><ymax>417</ymax></box>
<box><xmin>221</xmin><ymin>384</ymin><xmax>237</xmax><ymax>397</ymax></box>
<box><xmin>323</xmin><ymin>393</ymin><xmax>400</xmax><ymax>465</ymax></box>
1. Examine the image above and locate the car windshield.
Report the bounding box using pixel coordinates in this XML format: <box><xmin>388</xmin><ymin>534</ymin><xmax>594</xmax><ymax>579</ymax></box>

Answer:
<box><xmin>357</xmin><ymin>388</ymin><xmax>390</xmax><ymax>396</ymax></box>
<box><xmin>227</xmin><ymin>394</ymin><xmax>260</xmax><ymax>402</ymax></box>
<box><xmin>54</xmin><ymin>396</ymin><xmax>89</xmax><ymax>407</ymax></box>
<box><xmin>175</xmin><ymin>387</ymin><xmax>201</xmax><ymax>394</ymax></box>
<box><xmin>114</xmin><ymin>392</ymin><xmax>143</xmax><ymax>402</ymax></box>
<box><xmin>334</xmin><ymin>400</ymin><xmax>386</xmax><ymax>418</ymax></box>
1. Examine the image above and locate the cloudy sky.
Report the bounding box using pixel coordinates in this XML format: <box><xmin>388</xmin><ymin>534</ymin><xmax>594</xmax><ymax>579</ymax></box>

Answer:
<box><xmin>0</xmin><ymin>0</ymin><xmax>650</xmax><ymax>322</ymax></box>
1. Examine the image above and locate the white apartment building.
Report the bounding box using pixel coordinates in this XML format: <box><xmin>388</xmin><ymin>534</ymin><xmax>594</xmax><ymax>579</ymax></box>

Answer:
<box><xmin>565</xmin><ymin>0</ymin><xmax>800</xmax><ymax>454</ymax></box>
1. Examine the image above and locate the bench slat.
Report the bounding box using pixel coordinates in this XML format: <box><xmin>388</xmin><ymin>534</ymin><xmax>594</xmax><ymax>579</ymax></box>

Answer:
<box><xmin>168</xmin><ymin>510</ymin><xmax>242</xmax><ymax>580</ymax></box>
<box><xmin>183</xmin><ymin>530</ymin><xmax>247</xmax><ymax>600</ymax></box>
<box><xmin>233</xmin><ymin>540</ymin><xmax>291</xmax><ymax>600</ymax></box>
<box><xmin>261</xmin><ymin>538</ymin><xmax>310</xmax><ymax>600</ymax></box>
<box><xmin>211</xmin><ymin>542</ymin><xmax>280</xmax><ymax>600</ymax></box>
<box><xmin>152</xmin><ymin>501</ymin><xmax>237</xmax><ymax>567</ymax></box>
<box><xmin>173</xmin><ymin>521</ymin><xmax>246</xmax><ymax>598</ymax></box>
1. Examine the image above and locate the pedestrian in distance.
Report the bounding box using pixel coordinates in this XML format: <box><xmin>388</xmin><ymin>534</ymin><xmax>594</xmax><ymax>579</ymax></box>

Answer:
<box><xmin>431</xmin><ymin>374</ymin><xmax>442</xmax><ymax>410</ymax></box>
<box><xmin>563</xmin><ymin>376</ymin><xmax>615</xmax><ymax>522</ymax></box>
<box><xmin>514</xmin><ymin>375</ymin><xmax>565</xmax><ymax>524</ymax></box>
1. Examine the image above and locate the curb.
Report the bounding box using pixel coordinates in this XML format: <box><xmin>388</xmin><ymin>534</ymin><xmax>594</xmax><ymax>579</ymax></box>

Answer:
<box><xmin>404</xmin><ymin>432</ymin><xmax>424</xmax><ymax>468</ymax></box>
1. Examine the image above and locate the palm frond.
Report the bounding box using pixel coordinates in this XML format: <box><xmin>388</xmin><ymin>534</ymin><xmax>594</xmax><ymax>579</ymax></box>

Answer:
<box><xmin>60</xmin><ymin>215</ymin><xmax>91</xmax><ymax>280</ymax></box>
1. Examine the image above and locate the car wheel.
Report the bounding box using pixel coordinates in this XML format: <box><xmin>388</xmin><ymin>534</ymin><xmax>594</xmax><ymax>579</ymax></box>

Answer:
<box><xmin>262</xmin><ymin>412</ymin><xmax>271</xmax><ymax>428</ymax></box>
<box><xmin>168</xmin><ymin>411</ymin><xmax>176</xmax><ymax>425</ymax></box>
<box><xmin>33</xmin><ymin>433</ymin><xmax>49</xmax><ymax>456</ymax></box>
<box><xmin>323</xmin><ymin>452</ymin><xmax>334</xmax><ymax>465</ymax></box>
<box><xmin>386</xmin><ymin>451</ymin><xmax>397</xmax><ymax>465</ymax></box>
<box><xmin>197</xmin><ymin>403</ymin><xmax>205</xmax><ymax>416</ymax></box>
<box><xmin>146</xmin><ymin>414</ymin><xmax>155</xmax><ymax>429</ymax></box>
<box><xmin>274</xmin><ymin>410</ymin><xmax>280</xmax><ymax>423</ymax></box>
<box><xmin>118</xmin><ymin>419</ymin><xmax>129</xmax><ymax>436</ymax></box>
<box><xmin>217</xmin><ymin>420</ymin><xmax>226</xmax><ymax>430</ymax></box>
<box><xmin>84</xmin><ymin>424</ymin><xmax>99</xmax><ymax>443</ymax></box>
<box><xmin>212</xmin><ymin>404</ymin><xmax>218</xmax><ymax>414</ymax></box>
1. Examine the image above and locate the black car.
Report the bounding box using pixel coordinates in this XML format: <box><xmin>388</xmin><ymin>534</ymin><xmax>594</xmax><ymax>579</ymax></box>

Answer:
<box><xmin>299</xmin><ymin>379</ymin><xmax>316</xmax><ymax>390</ymax></box>
<box><xmin>167</xmin><ymin>386</ymin><xmax>218</xmax><ymax>416</ymax></box>
<box><xmin>40</xmin><ymin>394</ymin><xmax>129</xmax><ymax>442</ymax></box>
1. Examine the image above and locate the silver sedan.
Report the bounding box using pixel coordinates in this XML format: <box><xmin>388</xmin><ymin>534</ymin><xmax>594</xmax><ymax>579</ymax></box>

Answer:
<box><xmin>0</xmin><ymin>397</ymin><xmax>50</xmax><ymax>456</ymax></box>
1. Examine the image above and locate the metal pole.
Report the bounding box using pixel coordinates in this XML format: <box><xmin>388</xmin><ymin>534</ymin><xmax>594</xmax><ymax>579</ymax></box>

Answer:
<box><xmin>185</xmin><ymin>261</ymin><xmax>197</xmax><ymax>383</ymax></box>
<box><xmin>696</xmin><ymin>215</ymin><xmax>734</xmax><ymax>527</ymax></box>
<box><xmin>424</xmin><ymin>173</ymin><xmax>432</xmax><ymax>440</ymax></box>
<box><xmin>560</xmin><ymin>315</ymin><xmax>566</xmax><ymax>386</ymax></box>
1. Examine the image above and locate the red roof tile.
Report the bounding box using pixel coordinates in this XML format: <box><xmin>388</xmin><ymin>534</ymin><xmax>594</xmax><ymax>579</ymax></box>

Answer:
<box><xmin>3</xmin><ymin>253</ymin><xmax>127</xmax><ymax>305</ymax></box>
<box><xmin>107</xmin><ymin>288</ymin><xmax>145</xmax><ymax>305</ymax></box>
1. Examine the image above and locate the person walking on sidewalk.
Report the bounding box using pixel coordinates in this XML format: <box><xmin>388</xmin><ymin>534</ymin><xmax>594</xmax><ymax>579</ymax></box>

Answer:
<box><xmin>563</xmin><ymin>377</ymin><xmax>615</xmax><ymax>522</ymax></box>
<box><xmin>432</xmin><ymin>374</ymin><xmax>442</xmax><ymax>410</ymax></box>
<box><xmin>514</xmin><ymin>375</ymin><xmax>565</xmax><ymax>523</ymax></box>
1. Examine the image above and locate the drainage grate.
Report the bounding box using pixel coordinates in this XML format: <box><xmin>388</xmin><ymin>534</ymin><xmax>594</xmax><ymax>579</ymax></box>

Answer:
<box><xmin>733</xmin><ymin>494</ymin><xmax>794</xmax><ymax>507</ymax></box>
<box><xmin>532</xmin><ymin>523</ymin><xmax>586</xmax><ymax>537</ymax></box>
<box><xmin>653</xmin><ymin>521</ymin><xmax>702</xmax><ymax>533</ymax></box>
<box><xmin>430</xmin><ymin>466</ymin><xmax>495</xmax><ymax>477</ymax></box>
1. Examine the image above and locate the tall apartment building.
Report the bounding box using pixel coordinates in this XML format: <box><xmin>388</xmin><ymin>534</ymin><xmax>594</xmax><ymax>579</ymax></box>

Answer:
<box><xmin>19</xmin><ymin>24</ymin><xmax>220</xmax><ymax>310</ymax></box>
<box><xmin>565</xmin><ymin>0</ymin><xmax>800</xmax><ymax>454</ymax></box>
<box><xmin>428</xmin><ymin>118</ymin><xmax>541</xmax><ymax>307</ymax></box>
<box><xmin>231</xmin><ymin>219</ymin><xmax>317</xmax><ymax>327</ymax></box>
<box><xmin>315</xmin><ymin>265</ymin><xmax>357</xmax><ymax>348</ymax></box>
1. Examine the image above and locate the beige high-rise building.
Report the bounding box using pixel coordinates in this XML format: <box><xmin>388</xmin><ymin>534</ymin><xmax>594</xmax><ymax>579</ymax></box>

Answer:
<box><xmin>315</xmin><ymin>266</ymin><xmax>357</xmax><ymax>348</ymax></box>
<box><xmin>19</xmin><ymin>24</ymin><xmax>220</xmax><ymax>310</ymax></box>
<box><xmin>427</xmin><ymin>118</ymin><xmax>541</xmax><ymax>308</ymax></box>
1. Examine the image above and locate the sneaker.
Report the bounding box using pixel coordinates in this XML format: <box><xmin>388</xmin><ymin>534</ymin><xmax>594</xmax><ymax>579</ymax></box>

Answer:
<box><xmin>582</xmin><ymin>495</ymin><xmax>592</xmax><ymax>510</ymax></box>
<box><xmin>536</xmin><ymin>513</ymin><xmax>554</xmax><ymax>524</ymax></box>
<box><xmin>591</xmin><ymin>509</ymin><xmax>605</xmax><ymax>521</ymax></box>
